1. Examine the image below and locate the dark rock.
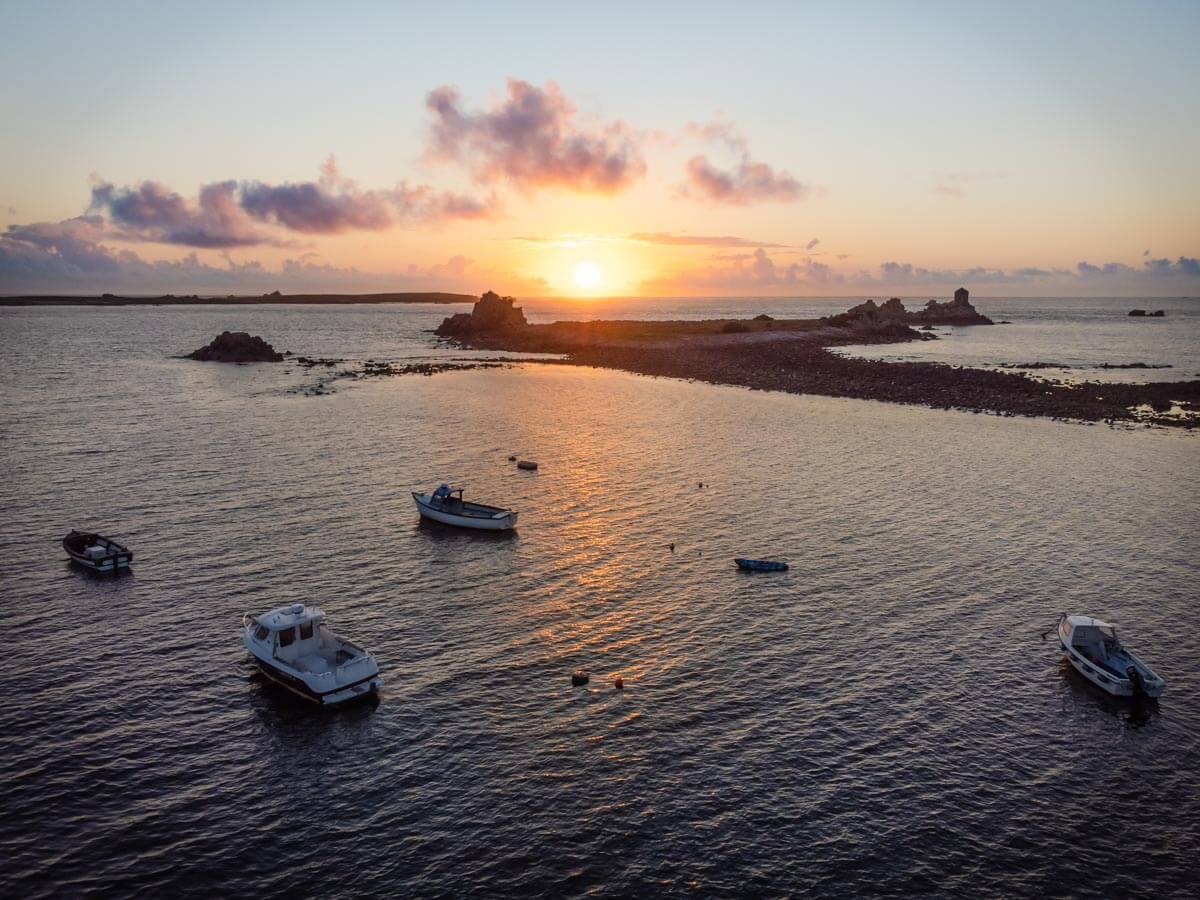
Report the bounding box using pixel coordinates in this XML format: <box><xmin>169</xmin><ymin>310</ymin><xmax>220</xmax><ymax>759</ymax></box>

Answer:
<box><xmin>1151</xmin><ymin>310</ymin><xmax>1166</xmax><ymax>317</ymax></box>
<box><xmin>753</xmin><ymin>313</ymin><xmax>774</xmax><ymax>321</ymax></box>
<box><xmin>907</xmin><ymin>288</ymin><xmax>993</xmax><ymax>325</ymax></box>
<box><xmin>184</xmin><ymin>331</ymin><xmax>283</xmax><ymax>362</ymax></box>
<box><xmin>436</xmin><ymin>290</ymin><xmax>528</xmax><ymax>336</ymax></box>
<box><xmin>1129</xmin><ymin>309</ymin><xmax>1147</xmax><ymax>317</ymax></box>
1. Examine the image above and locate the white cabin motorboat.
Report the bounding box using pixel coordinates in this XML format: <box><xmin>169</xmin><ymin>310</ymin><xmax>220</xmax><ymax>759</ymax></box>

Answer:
<box><xmin>62</xmin><ymin>530</ymin><xmax>132</xmax><ymax>572</ymax></box>
<box><xmin>1056</xmin><ymin>614</ymin><xmax>1164</xmax><ymax>698</ymax></box>
<box><xmin>412</xmin><ymin>484</ymin><xmax>517</xmax><ymax>531</ymax></box>
<box><xmin>242</xmin><ymin>603</ymin><xmax>381</xmax><ymax>705</ymax></box>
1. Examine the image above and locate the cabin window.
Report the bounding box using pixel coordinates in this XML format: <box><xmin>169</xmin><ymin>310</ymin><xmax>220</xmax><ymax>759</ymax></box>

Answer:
<box><xmin>254</xmin><ymin>625</ymin><xmax>269</xmax><ymax>641</ymax></box>
<box><xmin>278</xmin><ymin>627</ymin><xmax>296</xmax><ymax>648</ymax></box>
<box><xmin>299</xmin><ymin>621</ymin><xmax>313</xmax><ymax>640</ymax></box>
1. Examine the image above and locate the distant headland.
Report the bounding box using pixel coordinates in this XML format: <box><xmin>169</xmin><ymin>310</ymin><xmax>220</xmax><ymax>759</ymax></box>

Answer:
<box><xmin>0</xmin><ymin>291</ymin><xmax>476</xmax><ymax>307</ymax></box>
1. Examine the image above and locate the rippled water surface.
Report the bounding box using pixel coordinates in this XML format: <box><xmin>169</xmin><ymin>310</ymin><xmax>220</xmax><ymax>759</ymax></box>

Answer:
<box><xmin>1</xmin><ymin>303</ymin><xmax>1198</xmax><ymax>897</ymax></box>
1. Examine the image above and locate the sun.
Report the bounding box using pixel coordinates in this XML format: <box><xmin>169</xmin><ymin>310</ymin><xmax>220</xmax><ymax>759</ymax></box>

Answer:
<box><xmin>573</xmin><ymin>261</ymin><xmax>602</xmax><ymax>290</ymax></box>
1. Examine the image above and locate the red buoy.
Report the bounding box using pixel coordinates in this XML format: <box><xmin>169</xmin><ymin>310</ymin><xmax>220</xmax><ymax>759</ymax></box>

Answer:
<box><xmin>614</xmin><ymin>676</ymin><xmax>624</xmax><ymax>690</ymax></box>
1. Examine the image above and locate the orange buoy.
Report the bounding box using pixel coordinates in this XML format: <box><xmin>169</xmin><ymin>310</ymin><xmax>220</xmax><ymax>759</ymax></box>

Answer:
<box><xmin>614</xmin><ymin>676</ymin><xmax>624</xmax><ymax>690</ymax></box>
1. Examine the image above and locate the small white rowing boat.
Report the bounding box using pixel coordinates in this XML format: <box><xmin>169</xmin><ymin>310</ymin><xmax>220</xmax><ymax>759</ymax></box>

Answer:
<box><xmin>1056</xmin><ymin>613</ymin><xmax>1164</xmax><ymax>698</ymax></box>
<box><xmin>243</xmin><ymin>603</ymin><xmax>381</xmax><ymax>705</ymax></box>
<box><xmin>412</xmin><ymin>484</ymin><xmax>517</xmax><ymax>531</ymax></box>
<box><xmin>62</xmin><ymin>530</ymin><xmax>132</xmax><ymax>572</ymax></box>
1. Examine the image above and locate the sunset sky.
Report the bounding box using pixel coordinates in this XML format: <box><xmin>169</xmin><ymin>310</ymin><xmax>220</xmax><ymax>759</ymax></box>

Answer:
<box><xmin>1</xmin><ymin>1</ymin><xmax>1198</xmax><ymax>297</ymax></box>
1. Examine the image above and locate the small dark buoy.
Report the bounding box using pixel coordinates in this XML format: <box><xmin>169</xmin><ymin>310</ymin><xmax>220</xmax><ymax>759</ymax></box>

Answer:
<box><xmin>614</xmin><ymin>676</ymin><xmax>624</xmax><ymax>690</ymax></box>
<box><xmin>571</xmin><ymin>670</ymin><xmax>589</xmax><ymax>686</ymax></box>
<box><xmin>698</xmin><ymin>481</ymin><xmax>704</xmax><ymax>488</ymax></box>
<box><xmin>508</xmin><ymin>455</ymin><xmax>517</xmax><ymax>461</ymax></box>
<box><xmin>668</xmin><ymin>543</ymin><xmax>675</xmax><ymax>553</ymax></box>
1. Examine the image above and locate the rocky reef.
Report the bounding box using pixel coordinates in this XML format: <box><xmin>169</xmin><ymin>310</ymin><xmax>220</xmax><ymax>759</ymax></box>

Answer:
<box><xmin>184</xmin><ymin>331</ymin><xmax>284</xmax><ymax>362</ymax></box>
<box><xmin>436</xmin><ymin>291</ymin><xmax>527</xmax><ymax>336</ymax></box>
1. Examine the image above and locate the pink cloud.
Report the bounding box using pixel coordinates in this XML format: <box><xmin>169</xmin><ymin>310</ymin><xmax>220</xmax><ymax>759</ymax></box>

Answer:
<box><xmin>90</xmin><ymin>179</ymin><xmax>268</xmax><ymax>248</ymax></box>
<box><xmin>682</xmin><ymin>122</ymin><xmax>808</xmax><ymax>205</ymax></box>
<box><xmin>240</xmin><ymin>155</ymin><xmax>499</xmax><ymax>234</ymax></box>
<box><xmin>426</xmin><ymin>79</ymin><xmax>645</xmax><ymax>194</ymax></box>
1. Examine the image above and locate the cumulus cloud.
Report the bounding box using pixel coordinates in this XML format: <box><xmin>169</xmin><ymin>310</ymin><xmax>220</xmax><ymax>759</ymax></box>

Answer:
<box><xmin>1078</xmin><ymin>257</ymin><xmax>1199</xmax><ymax>278</ymax></box>
<box><xmin>0</xmin><ymin>213</ymin><xmax>535</xmax><ymax>295</ymax></box>
<box><xmin>240</xmin><ymin>155</ymin><xmax>498</xmax><ymax>233</ymax></box>
<box><xmin>681</xmin><ymin>122</ymin><xmax>808</xmax><ymax>205</ymax></box>
<box><xmin>425</xmin><ymin>79</ymin><xmax>645</xmax><ymax>194</ymax></box>
<box><xmin>85</xmin><ymin>157</ymin><xmax>498</xmax><ymax>249</ymax></box>
<box><xmin>90</xmin><ymin>179</ymin><xmax>267</xmax><ymax>248</ymax></box>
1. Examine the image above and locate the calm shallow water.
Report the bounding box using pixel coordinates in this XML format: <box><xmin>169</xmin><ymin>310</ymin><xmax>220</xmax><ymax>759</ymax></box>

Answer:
<box><xmin>1</xmin><ymin>304</ymin><xmax>1198</xmax><ymax>897</ymax></box>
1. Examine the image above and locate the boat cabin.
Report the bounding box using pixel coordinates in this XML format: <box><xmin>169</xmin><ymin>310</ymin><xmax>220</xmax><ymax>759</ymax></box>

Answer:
<box><xmin>249</xmin><ymin>603</ymin><xmax>353</xmax><ymax>671</ymax></box>
<box><xmin>1062</xmin><ymin>615</ymin><xmax>1123</xmax><ymax>663</ymax></box>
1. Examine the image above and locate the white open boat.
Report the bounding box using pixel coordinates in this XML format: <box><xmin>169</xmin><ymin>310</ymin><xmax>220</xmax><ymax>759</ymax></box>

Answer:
<box><xmin>412</xmin><ymin>484</ymin><xmax>517</xmax><ymax>531</ymax></box>
<box><xmin>242</xmin><ymin>604</ymin><xmax>381</xmax><ymax>705</ymax></box>
<box><xmin>1056</xmin><ymin>614</ymin><xmax>1164</xmax><ymax>698</ymax></box>
<box><xmin>62</xmin><ymin>530</ymin><xmax>132</xmax><ymax>572</ymax></box>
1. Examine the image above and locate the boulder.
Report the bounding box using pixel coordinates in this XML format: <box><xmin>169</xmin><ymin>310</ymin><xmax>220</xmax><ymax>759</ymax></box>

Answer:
<box><xmin>436</xmin><ymin>290</ymin><xmax>527</xmax><ymax>336</ymax></box>
<box><xmin>184</xmin><ymin>331</ymin><xmax>284</xmax><ymax>362</ymax></box>
<box><xmin>1128</xmin><ymin>309</ymin><xmax>1147</xmax><ymax>317</ymax></box>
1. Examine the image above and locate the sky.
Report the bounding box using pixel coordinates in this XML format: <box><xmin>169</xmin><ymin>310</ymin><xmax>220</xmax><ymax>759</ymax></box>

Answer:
<box><xmin>1</xmin><ymin>0</ymin><xmax>1198</xmax><ymax>298</ymax></box>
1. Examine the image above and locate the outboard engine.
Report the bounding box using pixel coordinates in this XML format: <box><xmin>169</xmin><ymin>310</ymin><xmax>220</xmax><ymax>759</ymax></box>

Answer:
<box><xmin>1126</xmin><ymin>665</ymin><xmax>1148</xmax><ymax>699</ymax></box>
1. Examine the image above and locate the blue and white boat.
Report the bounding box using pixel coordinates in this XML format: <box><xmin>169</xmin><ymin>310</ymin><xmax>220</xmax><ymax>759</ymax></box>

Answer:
<box><xmin>734</xmin><ymin>558</ymin><xmax>788</xmax><ymax>572</ymax></box>
<box><xmin>1055</xmin><ymin>614</ymin><xmax>1164</xmax><ymax>698</ymax></box>
<box><xmin>412</xmin><ymin>484</ymin><xmax>518</xmax><ymax>531</ymax></box>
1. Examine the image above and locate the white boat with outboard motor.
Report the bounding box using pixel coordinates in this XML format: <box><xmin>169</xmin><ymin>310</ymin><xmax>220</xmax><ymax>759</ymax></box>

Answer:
<box><xmin>412</xmin><ymin>483</ymin><xmax>518</xmax><ymax>531</ymax></box>
<box><xmin>1055</xmin><ymin>613</ymin><xmax>1164</xmax><ymax>698</ymax></box>
<box><xmin>242</xmin><ymin>603</ymin><xmax>381</xmax><ymax>705</ymax></box>
<box><xmin>62</xmin><ymin>530</ymin><xmax>133</xmax><ymax>572</ymax></box>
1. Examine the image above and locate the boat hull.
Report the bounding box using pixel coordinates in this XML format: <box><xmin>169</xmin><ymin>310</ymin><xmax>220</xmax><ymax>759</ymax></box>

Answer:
<box><xmin>412</xmin><ymin>493</ymin><xmax>517</xmax><ymax>531</ymax></box>
<box><xmin>66</xmin><ymin>553</ymin><xmax>132</xmax><ymax>572</ymax></box>
<box><xmin>252</xmin><ymin>657</ymin><xmax>381</xmax><ymax>705</ymax></box>
<box><xmin>734</xmin><ymin>558</ymin><xmax>788</xmax><ymax>572</ymax></box>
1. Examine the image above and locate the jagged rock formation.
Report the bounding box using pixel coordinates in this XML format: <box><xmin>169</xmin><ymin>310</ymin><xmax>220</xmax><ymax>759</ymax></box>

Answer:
<box><xmin>830</xmin><ymin>289</ymin><xmax>992</xmax><ymax>328</ymax></box>
<box><xmin>184</xmin><ymin>331</ymin><xmax>284</xmax><ymax>362</ymax></box>
<box><xmin>908</xmin><ymin>288</ymin><xmax>993</xmax><ymax>325</ymax></box>
<box><xmin>436</xmin><ymin>291</ymin><xmax>528</xmax><ymax>336</ymax></box>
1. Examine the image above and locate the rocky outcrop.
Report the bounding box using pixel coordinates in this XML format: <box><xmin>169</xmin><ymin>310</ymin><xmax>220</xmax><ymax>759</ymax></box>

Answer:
<box><xmin>907</xmin><ymin>288</ymin><xmax>993</xmax><ymax>325</ymax></box>
<box><xmin>436</xmin><ymin>290</ymin><xmax>528</xmax><ymax>336</ymax></box>
<box><xmin>835</xmin><ymin>290</ymin><xmax>991</xmax><ymax>326</ymax></box>
<box><xmin>184</xmin><ymin>331</ymin><xmax>284</xmax><ymax>362</ymax></box>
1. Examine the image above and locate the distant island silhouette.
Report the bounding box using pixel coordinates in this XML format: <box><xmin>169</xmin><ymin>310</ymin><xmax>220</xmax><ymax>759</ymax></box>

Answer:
<box><xmin>0</xmin><ymin>291</ymin><xmax>476</xmax><ymax>307</ymax></box>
